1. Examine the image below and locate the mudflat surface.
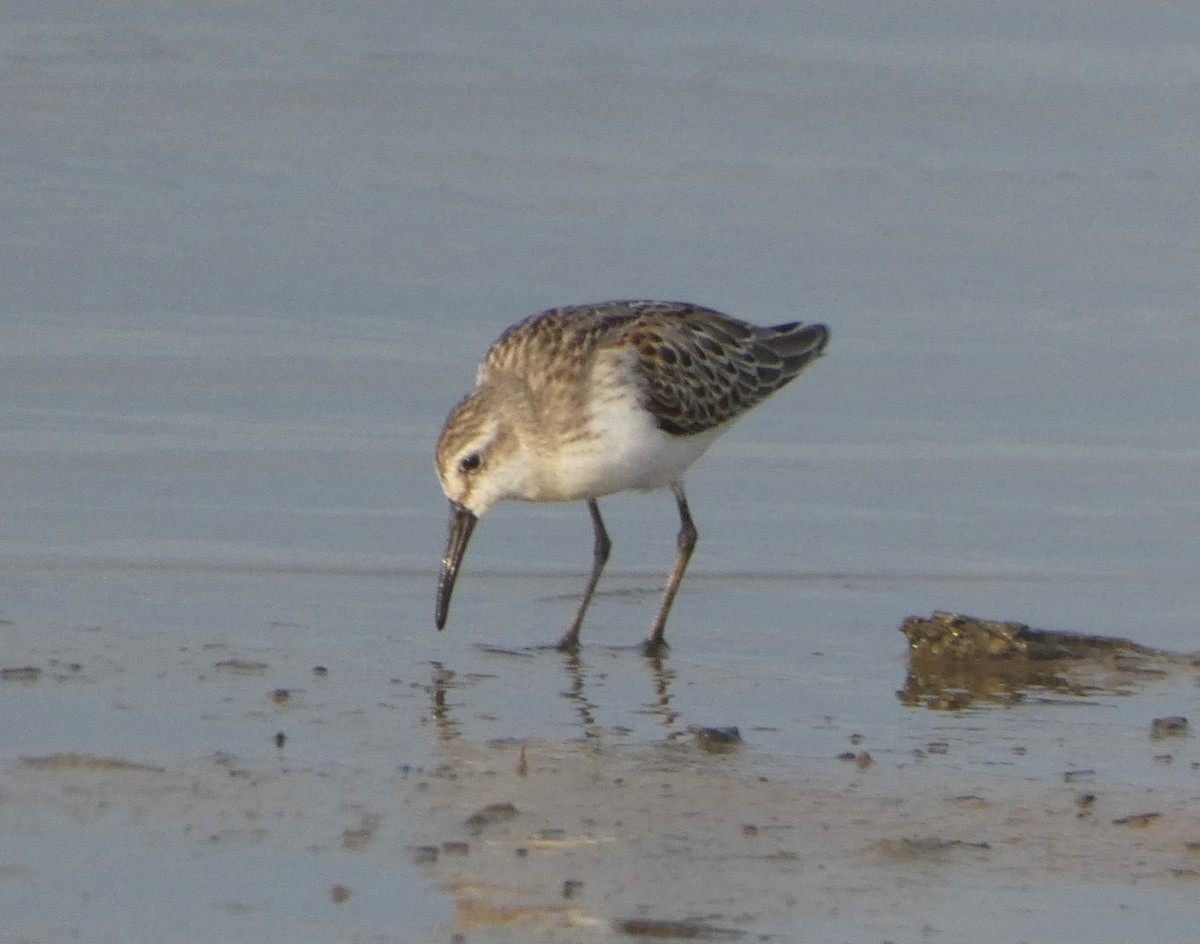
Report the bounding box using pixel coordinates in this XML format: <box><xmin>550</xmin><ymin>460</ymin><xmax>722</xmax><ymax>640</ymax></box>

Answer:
<box><xmin>4</xmin><ymin>575</ymin><xmax>1200</xmax><ymax>943</ymax></box>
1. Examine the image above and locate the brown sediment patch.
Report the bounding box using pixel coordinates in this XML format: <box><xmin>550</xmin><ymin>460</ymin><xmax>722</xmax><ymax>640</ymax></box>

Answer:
<box><xmin>861</xmin><ymin>836</ymin><xmax>992</xmax><ymax>862</ymax></box>
<box><xmin>20</xmin><ymin>753</ymin><xmax>166</xmax><ymax>773</ymax></box>
<box><xmin>1113</xmin><ymin>812</ymin><xmax>1163</xmax><ymax>828</ymax></box>
<box><xmin>1</xmin><ymin>666</ymin><xmax>43</xmax><ymax>682</ymax></box>
<box><xmin>453</xmin><ymin>895</ymin><xmax>592</xmax><ymax>932</ymax></box>
<box><xmin>465</xmin><ymin>801</ymin><xmax>520</xmax><ymax>834</ymax></box>
<box><xmin>341</xmin><ymin>812</ymin><xmax>382</xmax><ymax>850</ymax></box>
<box><xmin>212</xmin><ymin>658</ymin><xmax>270</xmax><ymax>675</ymax></box>
<box><xmin>613</xmin><ymin>916</ymin><xmax>746</xmax><ymax>939</ymax></box>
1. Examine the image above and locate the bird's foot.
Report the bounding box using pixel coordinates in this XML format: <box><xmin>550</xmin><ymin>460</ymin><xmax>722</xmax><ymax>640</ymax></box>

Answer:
<box><xmin>640</xmin><ymin>637</ymin><xmax>669</xmax><ymax>659</ymax></box>
<box><xmin>555</xmin><ymin>634</ymin><xmax>582</xmax><ymax>654</ymax></box>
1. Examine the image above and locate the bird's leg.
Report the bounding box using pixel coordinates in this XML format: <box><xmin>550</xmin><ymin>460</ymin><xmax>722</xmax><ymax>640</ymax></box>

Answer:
<box><xmin>644</xmin><ymin>483</ymin><xmax>697</xmax><ymax>655</ymax></box>
<box><xmin>557</xmin><ymin>499</ymin><xmax>611</xmax><ymax>651</ymax></box>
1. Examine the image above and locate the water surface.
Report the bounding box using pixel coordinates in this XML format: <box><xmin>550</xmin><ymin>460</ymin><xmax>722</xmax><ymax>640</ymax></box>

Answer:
<box><xmin>3</xmin><ymin>2</ymin><xmax>1199</xmax><ymax>940</ymax></box>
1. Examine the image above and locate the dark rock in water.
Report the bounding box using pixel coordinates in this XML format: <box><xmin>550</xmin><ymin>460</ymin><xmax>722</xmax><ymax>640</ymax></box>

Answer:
<box><xmin>897</xmin><ymin>612</ymin><xmax>1192</xmax><ymax>712</ymax></box>
<box><xmin>900</xmin><ymin>611</ymin><xmax>1153</xmax><ymax>661</ymax></box>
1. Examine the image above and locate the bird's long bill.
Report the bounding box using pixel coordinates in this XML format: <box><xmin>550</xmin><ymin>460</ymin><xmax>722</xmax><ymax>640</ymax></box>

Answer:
<box><xmin>435</xmin><ymin>501</ymin><xmax>478</xmax><ymax>630</ymax></box>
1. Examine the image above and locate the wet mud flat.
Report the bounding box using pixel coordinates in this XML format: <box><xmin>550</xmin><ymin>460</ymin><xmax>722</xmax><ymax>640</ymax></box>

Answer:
<box><xmin>2</xmin><ymin>612</ymin><xmax>1200</xmax><ymax>942</ymax></box>
<box><xmin>412</xmin><ymin>734</ymin><xmax>1200</xmax><ymax>942</ymax></box>
<box><xmin>413</xmin><ymin>616</ymin><xmax>1200</xmax><ymax>941</ymax></box>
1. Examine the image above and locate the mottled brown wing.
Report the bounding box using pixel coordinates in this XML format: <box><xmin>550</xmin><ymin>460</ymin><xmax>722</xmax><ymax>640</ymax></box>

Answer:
<box><xmin>621</xmin><ymin>304</ymin><xmax>829</xmax><ymax>436</ymax></box>
<box><xmin>480</xmin><ymin>301</ymin><xmax>649</xmax><ymax>389</ymax></box>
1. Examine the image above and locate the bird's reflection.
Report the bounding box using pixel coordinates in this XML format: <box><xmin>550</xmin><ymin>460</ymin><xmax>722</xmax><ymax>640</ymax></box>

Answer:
<box><xmin>643</xmin><ymin>651</ymin><xmax>678</xmax><ymax>728</ymax></box>
<box><xmin>428</xmin><ymin>661</ymin><xmax>463</xmax><ymax>742</ymax></box>
<box><xmin>559</xmin><ymin>649</ymin><xmax>598</xmax><ymax>735</ymax></box>
<box><xmin>426</xmin><ymin>647</ymin><xmax>678</xmax><ymax>744</ymax></box>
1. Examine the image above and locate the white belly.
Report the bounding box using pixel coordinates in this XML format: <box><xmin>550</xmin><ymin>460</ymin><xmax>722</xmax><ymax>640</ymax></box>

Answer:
<box><xmin>534</xmin><ymin>379</ymin><xmax>723</xmax><ymax>502</ymax></box>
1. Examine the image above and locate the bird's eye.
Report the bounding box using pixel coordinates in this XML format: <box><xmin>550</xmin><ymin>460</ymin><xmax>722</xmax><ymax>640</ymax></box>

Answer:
<box><xmin>458</xmin><ymin>452</ymin><xmax>482</xmax><ymax>474</ymax></box>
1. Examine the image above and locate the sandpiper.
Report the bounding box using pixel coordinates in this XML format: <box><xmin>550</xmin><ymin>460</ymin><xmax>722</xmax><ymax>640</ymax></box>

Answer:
<box><xmin>435</xmin><ymin>300</ymin><xmax>829</xmax><ymax>653</ymax></box>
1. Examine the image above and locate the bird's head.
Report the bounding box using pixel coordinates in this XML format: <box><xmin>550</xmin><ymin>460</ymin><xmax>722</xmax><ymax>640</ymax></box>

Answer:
<box><xmin>435</xmin><ymin>387</ymin><xmax>535</xmax><ymax>518</ymax></box>
<box><xmin>433</xmin><ymin>386</ymin><xmax>532</xmax><ymax>630</ymax></box>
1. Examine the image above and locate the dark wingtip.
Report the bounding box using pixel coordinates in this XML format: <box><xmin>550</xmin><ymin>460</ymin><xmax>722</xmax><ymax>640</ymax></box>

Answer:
<box><xmin>766</xmin><ymin>322</ymin><xmax>829</xmax><ymax>379</ymax></box>
<box><xmin>778</xmin><ymin>321</ymin><xmax>829</xmax><ymax>353</ymax></box>
<box><xmin>809</xmin><ymin>322</ymin><xmax>830</xmax><ymax>351</ymax></box>
<box><xmin>807</xmin><ymin>325</ymin><xmax>829</xmax><ymax>363</ymax></box>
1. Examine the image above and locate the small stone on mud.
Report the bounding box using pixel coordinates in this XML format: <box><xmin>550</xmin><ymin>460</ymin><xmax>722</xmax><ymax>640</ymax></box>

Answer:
<box><xmin>466</xmin><ymin>802</ymin><xmax>519</xmax><ymax>834</ymax></box>
<box><xmin>562</xmin><ymin>878</ymin><xmax>583</xmax><ymax>899</ymax></box>
<box><xmin>270</xmin><ymin>688</ymin><xmax>291</xmax><ymax>704</ymax></box>
<box><xmin>1151</xmin><ymin>716</ymin><xmax>1189</xmax><ymax>739</ymax></box>
<box><xmin>442</xmin><ymin>840</ymin><xmax>470</xmax><ymax>856</ymax></box>
<box><xmin>329</xmin><ymin>884</ymin><xmax>351</xmax><ymax>904</ymax></box>
<box><xmin>692</xmin><ymin>726</ymin><xmax>742</xmax><ymax>753</ymax></box>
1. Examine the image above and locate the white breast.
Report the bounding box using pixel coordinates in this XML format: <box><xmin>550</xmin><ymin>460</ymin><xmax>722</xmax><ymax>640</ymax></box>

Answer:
<box><xmin>531</xmin><ymin>350</ymin><xmax>724</xmax><ymax>502</ymax></box>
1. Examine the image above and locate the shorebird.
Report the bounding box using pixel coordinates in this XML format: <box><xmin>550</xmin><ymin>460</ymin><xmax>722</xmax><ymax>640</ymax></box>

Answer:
<box><xmin>435</xmin><ymin>300</ymin><xmax>829</xmax><ymax>653</ymax></box>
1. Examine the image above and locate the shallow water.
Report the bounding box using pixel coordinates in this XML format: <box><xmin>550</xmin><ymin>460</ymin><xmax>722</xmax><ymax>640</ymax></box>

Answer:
<box><xmin>3</xmin><ymin>1</ymin><xmax>1200</xmax><ymax>940</ymax></box>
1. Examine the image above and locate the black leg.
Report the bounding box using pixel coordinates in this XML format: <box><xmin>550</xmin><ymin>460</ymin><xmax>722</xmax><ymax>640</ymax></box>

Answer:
<box><xmin>644</xmin><ymin>483</ymin><xmax>697</xmax><ymax>654</ymax></box>
<box><xmin>558</xmin><ymin>499</ymin><xmax>611</xmax><ymax>651</ymax></box>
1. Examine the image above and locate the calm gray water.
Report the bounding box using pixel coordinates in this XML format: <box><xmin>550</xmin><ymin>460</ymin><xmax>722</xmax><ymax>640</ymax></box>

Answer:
<box><xmin>3</xmin><ymin>2</ymin><xmax>1199</xmax><ymax>940</ymax></box>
